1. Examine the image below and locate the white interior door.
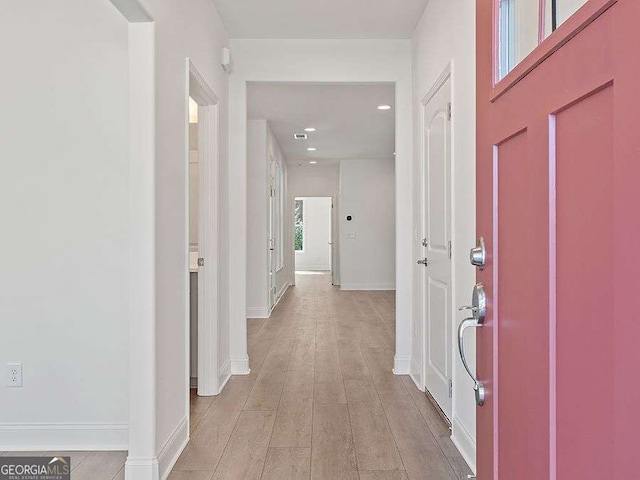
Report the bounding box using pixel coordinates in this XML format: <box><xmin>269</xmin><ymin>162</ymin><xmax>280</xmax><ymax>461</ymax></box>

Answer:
<box><xmin>421</xmin><ymin>75</ymin><xmax>452</xmax><ymax>420</ymax></box>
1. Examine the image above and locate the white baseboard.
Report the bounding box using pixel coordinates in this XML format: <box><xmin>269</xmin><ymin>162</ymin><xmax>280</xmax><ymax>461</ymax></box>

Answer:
<box><xmin>451</xmin><ymin>416</ymin><xmax>476</xmax><ymax>474</ymax></box>
<box><xmin>275</xmin><ymin>283</ymin><xmax>289</xmax><ymax>304</ymax></box>
<box><xmin>340</xmin><ymin>283</ymin><xmax>396</xmax><ymax>291</ymax></box>
<box><xmin>157</xmin><ymin>416</ymin><xmax>189</xmax><ymax>480</ymax></box>
<box><xmin>409</xmin><ymin>371</ymin><xmax>422</xmax><ymax>390</ymax></box>
<box><xmin>410</xmin><ymin>357</ymin><xmax>422</xmax><ymax>384</ymax></box>
<box><xmin>218</xmin><ymin>372</ymin><xmax>232</xmax><ymax>393</ymax></box>
<box><xmin>392</xmin><ymin>355</ymin><xmax>411</xmax><ymax>375</ymax></box>
<box><xmin>125</xmin><ymin>457</ymin><xmax>159</xmax><ymax>480</ymax></box>
<box><xmin>0</xmin><ymin>422</ymin><xmax>128</xmax><ymax>451</ymax></box>
<box><xmin>246</xmin><ymin>307</ymin><xmax>270</xmax><ymax>318</ymax></box>
<box><xmin>294</xmin><ymin>266</ymin><xmax>331</xmax><ymax>271</ymax></box>
<box><xmin>218</xmin><ymin>359</ymin><xmax>231</xmax><ymax>393</ymax></box>
<box><xmin>230</xmin><ymin>357</ymin><xmax>251</xmax><ymax>375</ymax></box>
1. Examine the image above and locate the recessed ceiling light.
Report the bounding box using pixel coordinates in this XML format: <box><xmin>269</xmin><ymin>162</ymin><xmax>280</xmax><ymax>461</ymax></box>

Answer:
<box><xmin>377</xmin><ymin>105</ymin><xmax>392</xmax><ymax>110</ymax></box>
<box><xmin>307</xmin><ymin>147</ymin><xmax>317</xmax><ymax>152</ymax></box>
<box><xmin>304</xmin><ymin>127</ymin><xmax>316</xmax><ymax>132</ymax></box>
<box><xmin>309</xmin><ymin>161</ymin><xmax>318</xmax><ymax>165</ymax></box>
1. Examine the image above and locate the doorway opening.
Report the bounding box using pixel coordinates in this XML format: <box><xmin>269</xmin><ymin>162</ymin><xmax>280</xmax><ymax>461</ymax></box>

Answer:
<box><xmin>294</xmin><ymin>196</ymin><xmax>334</xmax><ymax>281</ymax></box>
<box><xmin>186</xmin><ymin>60</ymin><xmax>222</xmax><ymax>402</ymax></box>
<box><xmin>246</xmin><ymin>82</ymin><xmax>396</xmax><ymax>319</ymax></box>
<box><xmin>188</xmin><ymin>96</ymin><xmax>199</xmax><ymax>390</ymax></box>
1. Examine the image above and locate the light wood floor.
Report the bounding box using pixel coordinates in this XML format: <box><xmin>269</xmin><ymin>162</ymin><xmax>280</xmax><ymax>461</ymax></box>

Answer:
<box><xmin>1</xmin><ymin>272</ymin><xmax>471</xmax><ymax>480</ymax></box>
<box><xmin>172</xmin><ymin>272</ymin><xmax>472</xmax><ymax>480</ymax></box>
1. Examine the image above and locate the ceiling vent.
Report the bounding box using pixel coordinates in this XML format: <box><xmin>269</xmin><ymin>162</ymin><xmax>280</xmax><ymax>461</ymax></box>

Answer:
<box><xmin>293</xmin><ymin>133</ymin><xmax>308</xmax><ymax>140</ymax></box>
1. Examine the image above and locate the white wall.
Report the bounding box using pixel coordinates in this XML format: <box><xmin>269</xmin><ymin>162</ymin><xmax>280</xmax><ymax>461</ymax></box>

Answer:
<box><xmin>229</xmin><ymin>39</ymin><xmax>413</xmax><ymax>375</ymax></box>
<box><xmin>295</xmin><ymin>197</ymin><xmax>332</xmax><ymax>271</ymax></box>
<box><xmin>246</xmin><ymin>120</ymin><xmax>289</xmax><ymax>318</ymax></box>
<box><xmin>1</xmin><ymin>0</ymin><xmax>230</xmax><ymax>474</ymax></box>
<box><xmin>141</xmin><ymin>0</ymin><xmax>231</xmax><ymax>474</ymax></box>
<box><xmin>339</xmin><ymin>159</ymin><xmax>396</xmax><ymax>290</ymax></box>
<box><xmin>412</xmin><ymin>0</ymin><xmax>477</xmax><ymax>470</ymax></box>
<box><xmin>0</xmin><ymin>0</ymin><xmax>129</xmax><ymax>449</ymax></box>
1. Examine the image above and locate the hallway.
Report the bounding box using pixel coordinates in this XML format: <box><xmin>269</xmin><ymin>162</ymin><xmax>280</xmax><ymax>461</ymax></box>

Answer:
<box><xmin>172</xmin><ymin>273</ymin><xmax>471</xmax><ymax>479</ymax></box>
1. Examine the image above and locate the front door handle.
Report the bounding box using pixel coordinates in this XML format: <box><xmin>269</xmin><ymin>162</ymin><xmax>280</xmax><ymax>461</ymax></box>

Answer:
<box><xmin>457</xmin><ymin>283</ymin><xmax>487</xmax><ymax>406</ymax></box>
<box><xmin>458</xmin><ymin>318</ymin><xmax>485</xmax><ymax>406</ymax></box>
<box><xmin>417</xmin><ymin>258</ymin><xmax>428</xmax><ymax>266</ymax></box>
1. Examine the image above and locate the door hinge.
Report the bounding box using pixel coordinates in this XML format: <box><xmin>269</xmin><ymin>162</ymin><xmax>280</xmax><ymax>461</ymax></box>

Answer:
<box><xmin>197</xmin><ymin>257</ymin><xmax>205</xmax><ymax>267</ymax></box>
<box><xmin>447</xmin><ymin>240</ymin><xmax>452</xmax><ymax>259</ymax></box>
<box><xmin>448</xmin><ymin>379</ymin><xmax>453</xmax><ymax>398</ymax></box>
<box><xmin>447</xmin><ymin>102</ymin><xmax>452</xmax><ymax>121</ymax></box>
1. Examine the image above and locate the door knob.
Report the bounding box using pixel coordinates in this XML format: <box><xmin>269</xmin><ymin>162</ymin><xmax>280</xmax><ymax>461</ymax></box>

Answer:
<box><xmin>470</xmin><ymin>237</ymin><xmax>486</xmax><ymax>269</ymax></box>
<box><xmin>417</xmin><ymin>258</ymin><xmax>428</xmax><ymax>266</ymax></box>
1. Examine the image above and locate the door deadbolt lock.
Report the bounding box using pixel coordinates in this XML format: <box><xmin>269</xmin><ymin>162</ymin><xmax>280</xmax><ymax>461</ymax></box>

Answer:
<box><xmin>417</xmin><ymin>258</ymin><xmax>428</xmax><ymax>266</ymax></box>
<box><xmin>470</xmin><ymin>237</ymin><xmax>486</xmax><ymax>269</ymax></box>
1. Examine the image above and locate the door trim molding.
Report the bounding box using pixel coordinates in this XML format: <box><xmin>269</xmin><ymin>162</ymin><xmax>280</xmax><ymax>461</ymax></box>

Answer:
<box><xmin>187</xmin><ymin>59</ymin><xmax>221</xmax><ymax>398</ymax></box>
<box><xmin>113</xmin><ymin>2</ymin><xmax>159</xmax><ymax>478</ymax></box>
<box><xmin>419</xmin><ymin>61</ymin><xmax>453</xmax><ymax>412</ymax></box>
<box><xmin>421</xmin><ymin>62</ymin><xmax>452</xmax><ymax>106</ymax></box>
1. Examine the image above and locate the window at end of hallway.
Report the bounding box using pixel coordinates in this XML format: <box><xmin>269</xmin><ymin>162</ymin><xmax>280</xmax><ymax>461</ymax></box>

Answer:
<box><xmin>295</xmin><ymin>199</ymin><xmax>304</xmax><ymax>252</ymax></box>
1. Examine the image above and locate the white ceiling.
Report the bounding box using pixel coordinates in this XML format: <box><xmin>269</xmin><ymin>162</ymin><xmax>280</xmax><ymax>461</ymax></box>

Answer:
<box><xmin>247</xmin><ymin>83</ymin><xmax>395</xmax><ymax>165</ymax></box>
<box><xmin>212</xmin><ymin>0</ymin><xmax>429</xmax><ymax>39</ymax></box>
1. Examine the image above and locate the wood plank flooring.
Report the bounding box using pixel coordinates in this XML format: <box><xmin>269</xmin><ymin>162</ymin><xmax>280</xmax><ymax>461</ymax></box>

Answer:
<box><xmin>1</xmin><ymin>272</ymin><xmax>472</xmax><ymax>480</ymax></box>
<box><xmin>172</xmin><ymin>272</ymin><xmax>472</xmax><ymax>479</ymax></box>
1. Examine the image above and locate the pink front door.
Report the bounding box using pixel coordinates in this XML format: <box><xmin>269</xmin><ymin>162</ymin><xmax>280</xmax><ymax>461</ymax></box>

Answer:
<box><xmin>476</xmin><ymin>1</ymin><xmax>640</xmax><ymax>479</ymax></box>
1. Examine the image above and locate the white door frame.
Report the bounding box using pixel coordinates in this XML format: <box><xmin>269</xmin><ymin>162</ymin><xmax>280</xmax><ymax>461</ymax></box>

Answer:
<box><xmin>291</xmin><ymin>195</ymin><xmax>336</xmax><ymax>280</ymax></box>
<box><xmin>229</xmin><ymin>50</ymin><xmax>413</xmax><ymax>376</ymax></box>
<box><xmin>186</xmin><ymin>59</ymin><xmax>221</xmax><ymax>398</ymax></box>
<box><xmin>420</xmin><ymin>62</ymin><xmax>454</xmax><ymax>416</ymax></box>
<box><xmin>105</xmin><ymin>1</ymin><xmax>157</xmax><ymax>479</ymax></box>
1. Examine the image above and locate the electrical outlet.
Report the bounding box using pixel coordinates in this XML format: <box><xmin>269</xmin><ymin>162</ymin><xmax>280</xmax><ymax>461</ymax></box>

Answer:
<box><xmin>6</xmin><ymin>363</ymin><xmax>22</xmax><ymax>387</ymax></box>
